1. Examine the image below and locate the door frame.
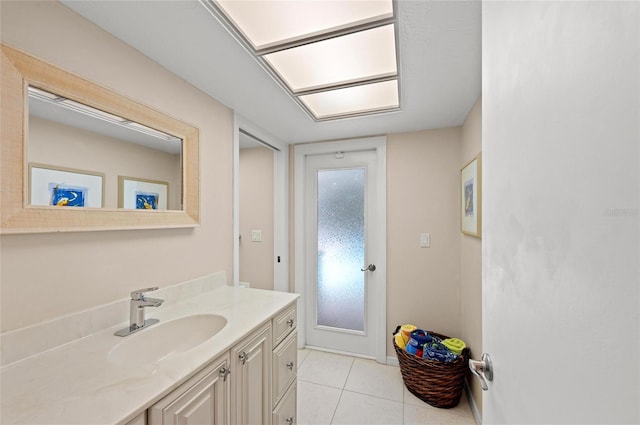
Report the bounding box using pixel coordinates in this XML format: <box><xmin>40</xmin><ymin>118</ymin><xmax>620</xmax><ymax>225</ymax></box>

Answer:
<box><xmin>294</xmin><ymin>136</ymin><xmax>387</xmax><ymax>363</ymax></box>
<box><xmin>233</xmin><ymin>113</ymin><xmax>288</xmax><ymax>291</ymax></box>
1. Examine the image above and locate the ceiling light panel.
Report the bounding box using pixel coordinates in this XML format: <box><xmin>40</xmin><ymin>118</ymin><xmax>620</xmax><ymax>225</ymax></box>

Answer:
<box><xmin>263</xmin><ymin>24</ymin><xmax>397</xmax><ymax>93</ymax></box>
<box><xmin>299</xmin><ymin>79</ymin><xmax>399</xmax><ymax>119</ymax></box>
<box><xmin>215</xmin><ymin>0</ymin><xmax>393</xmax><ymax>50</ymax></box>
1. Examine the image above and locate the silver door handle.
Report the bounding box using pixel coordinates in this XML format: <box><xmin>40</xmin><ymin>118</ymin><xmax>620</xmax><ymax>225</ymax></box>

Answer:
<box><xmin>361</xmin><ymin>264</ymin><xmax>376</xmax><ymax>272</ymax></box>
<box><xmin>468</xmin><ymin>353</ymin><xmax>493</xmax><ymax>391</ymax></box>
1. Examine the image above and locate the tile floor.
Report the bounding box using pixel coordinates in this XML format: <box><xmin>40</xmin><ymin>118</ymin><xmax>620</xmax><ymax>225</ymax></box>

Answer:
<box><xmin>296</xmin><ymin>349</ymin><xmax>477</xmax><ymax>425</ymax></box>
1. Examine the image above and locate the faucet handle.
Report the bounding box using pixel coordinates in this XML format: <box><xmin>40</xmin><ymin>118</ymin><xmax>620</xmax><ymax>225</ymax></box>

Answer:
<box><xmin>130</xmin><ymin>287</ymin><xmax>159</xmax><ymax>300</ymax></box>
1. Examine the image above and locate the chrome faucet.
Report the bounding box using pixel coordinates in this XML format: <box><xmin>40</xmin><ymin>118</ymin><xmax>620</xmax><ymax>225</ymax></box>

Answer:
<box><xmin>114</xmin><ymin>287</ymin><xmax>164</xmax><ymax>337</ymax></box>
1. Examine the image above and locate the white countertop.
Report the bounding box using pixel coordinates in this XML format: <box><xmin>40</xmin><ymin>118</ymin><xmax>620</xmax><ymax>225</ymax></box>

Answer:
<box><xmin>0</xmin><ymin>285</ymin><xmax>298</xmax><ymax>425</ymax></box>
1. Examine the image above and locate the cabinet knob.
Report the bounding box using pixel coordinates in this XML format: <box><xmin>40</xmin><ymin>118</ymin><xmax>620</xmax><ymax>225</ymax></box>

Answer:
<box><xmin>239</xmin><ymin>351</ymin><xmax>248</xmax><ymax>365</ymax></box>
<box><xmin>218</xmin><ymin>366</ymin><xmax>231</xmax><ymax>382</ymax></box>
<box><xmin>286</xmin><ymin>361</ymin><xmax>294</xmax><ymax>371</ymax></box>
<box><xmin>287</xmin><ymin>319</ymin><xmax>294</xmax><ymax>328</ymax></box>
<box><xmin>285</xmin><ymin>417</ymin><xmax>294</xmax><ymax>425</ymax></box>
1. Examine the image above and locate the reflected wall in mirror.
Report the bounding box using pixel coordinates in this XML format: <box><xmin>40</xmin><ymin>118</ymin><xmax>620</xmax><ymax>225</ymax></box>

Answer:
<box><xmin>1</xmin><ymin>44</ymin><xmax>200</xmax><ymax>233</ymax></box>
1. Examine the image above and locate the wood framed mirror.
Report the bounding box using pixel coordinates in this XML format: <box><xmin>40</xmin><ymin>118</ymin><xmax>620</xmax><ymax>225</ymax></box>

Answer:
<box><xmin>1</xmin><ymin>44</ymin><xmax>200</xmax><ymax>233</ymax></box>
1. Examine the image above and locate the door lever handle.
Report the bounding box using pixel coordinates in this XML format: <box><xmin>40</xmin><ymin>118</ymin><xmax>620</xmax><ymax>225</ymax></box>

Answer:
<box><xmin>468</xmin><ymin>353</ymin><xmax>493</xmax><ymax>391</ymax></box>
<box><xmin>361</xmin><ymin>264</ymin><xmax>376</xmax><ymax>272</ymax></box>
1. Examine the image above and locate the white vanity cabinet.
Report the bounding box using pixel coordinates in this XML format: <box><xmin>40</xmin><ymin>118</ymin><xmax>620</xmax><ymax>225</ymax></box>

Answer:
<box><xmin>230</xmin><ymin>322</ymin><xmax>273</xmax><ymax>425</ymax></box>
<box><xmin>125</xmin><ymin>301</ymin><xmax>297</xmax><ymax>425</ymax></box>
<box><xmin>148</xmin><ymin>353</ymin><xmax>230</xmax><ymax>425</ymax></box>
<box><xmin>229</xmin><ymin>303</ymin><xmax>298</xmax><ymax>425</ymax></box>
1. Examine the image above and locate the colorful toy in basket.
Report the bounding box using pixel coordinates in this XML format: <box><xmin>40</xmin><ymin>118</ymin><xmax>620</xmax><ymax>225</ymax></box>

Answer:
<box><xmin>405</xmin><ymin>329</ymin><xmax>427</xmax><ymax>356</ymax></box>
<box><xmin>422</xmin><ymin>341</ymin><xmax>459</xmax><ymax>362</ymax></box>
<box><xmin>396</xmin><ymin>326</ymin><xmax>466</xmax><ymax>364</ymax></box>
<box><xmin>441</xmin><ymin>338</ymin><xmax>466</xmax><ymax>355</ymax></box>
<box><xmin>394</xmin><ymin>332</ymin><xmax>407</xmax><ymax>350</ymax></box>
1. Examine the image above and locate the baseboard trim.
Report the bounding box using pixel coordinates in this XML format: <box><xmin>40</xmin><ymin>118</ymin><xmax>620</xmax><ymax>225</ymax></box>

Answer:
<box><xmin>386</xmin><ymin>355</ymin><xmax>399</xmax><ymax>366</ymax></box>
<box><xmin>303</xmin><ymin>345</ymin><xmax>375</xmax><ymax>361</ymax></box>
<box><xmin>464</xmin><ymin>380</ymin><xmax>482</xmax><ymax>425</ymax></box>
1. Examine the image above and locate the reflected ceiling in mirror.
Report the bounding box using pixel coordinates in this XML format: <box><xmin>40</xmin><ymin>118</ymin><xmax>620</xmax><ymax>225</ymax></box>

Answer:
<box><xmin>29</xmin><ymin>86</ymin><xmax>182</xmax><ymax>154</ymax></box>
<box><xmin>27</xmin><ymin>86</ymin><xmax>183</xmax><ymax>211</ymax></box>
<box><xmin>1</xmin><ymin>43</ymin><xmax>200</xmax><ymax>233</ymax></box>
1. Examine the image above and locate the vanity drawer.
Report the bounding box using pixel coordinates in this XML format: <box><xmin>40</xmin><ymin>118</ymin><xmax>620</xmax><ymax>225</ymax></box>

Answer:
<box><xmin>272</xmin><ymin>331</ymin><xmax>297</xmax><ymax>405</ymax></box>
<box><xmin>273</xmin><ymin>304</ymin><xmax>296</xmax><ymax>346</ymax></box>
<box><xmin>272</xmin><ymin>381</ymin><xmax>296</xmax><ymax>425</ymax></box>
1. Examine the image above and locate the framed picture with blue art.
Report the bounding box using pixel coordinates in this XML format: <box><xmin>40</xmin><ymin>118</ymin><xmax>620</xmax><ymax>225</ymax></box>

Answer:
<box><xmin>460</xmin><ymin>153</ymin><xmax>482</xmax><ymax>238</ymax></box>
<box><xmin>29</xmin><ymin>163</ymin><xmax>104</xmax><ymax>208</ymax></box>
<box><xmin>118</xmin><ymin>176</ymin><xmax>168</xmax><ymax>210</ymax></box>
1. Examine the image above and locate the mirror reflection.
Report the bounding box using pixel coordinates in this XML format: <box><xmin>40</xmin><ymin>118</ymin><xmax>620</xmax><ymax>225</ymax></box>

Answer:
<box><xmin>28</xmin><ymin>86</ymin><xmax>183</xmax><ymax>211</ymax></box>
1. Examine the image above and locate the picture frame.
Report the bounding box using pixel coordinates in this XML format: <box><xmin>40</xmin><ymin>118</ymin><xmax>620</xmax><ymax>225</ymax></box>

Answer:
<box><xmin>118</xmin><ymin>176</ymin><xmax>169</xmax><ymax>210</ymax></box>
<box><xmin>460</xmin><ymin>153</ymin><xmax>482</xmax><ymax>238</ymax></box>
<box><xmin>29</xmin><ymin>163</ymin><xmax>104</xmax><ymax>208</ymax></box>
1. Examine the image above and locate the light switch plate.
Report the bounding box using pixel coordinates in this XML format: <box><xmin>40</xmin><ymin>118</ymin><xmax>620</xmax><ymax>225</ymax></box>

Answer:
<box><xmin>251</xmin><ymin>230</ymin><xmax>262</xmax><ymax>242</ymax></box>
<box><xmin>420</xmin><ymin>232</ymin><xmax>430</xmax><ymax>248</ymax></box>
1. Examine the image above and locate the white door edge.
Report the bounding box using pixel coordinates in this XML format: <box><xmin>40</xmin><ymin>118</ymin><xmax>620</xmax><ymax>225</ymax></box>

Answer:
<box><xmin>294</xmin><ymin>136</ymin><xmax>387</xmax><ymax>364</ymax></box>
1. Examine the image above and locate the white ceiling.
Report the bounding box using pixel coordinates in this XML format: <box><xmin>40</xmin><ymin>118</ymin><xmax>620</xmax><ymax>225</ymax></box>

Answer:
<box><xmin>61</xmin><ymin>0</ymin><xmax>481</xmax><ymax>145</ymax></box>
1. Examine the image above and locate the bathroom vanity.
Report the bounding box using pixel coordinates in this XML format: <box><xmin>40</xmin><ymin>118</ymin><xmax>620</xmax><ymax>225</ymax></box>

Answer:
<box><xmin>0</xmin><ymin>276</ymin><xmax>298</xmax><ymax>425</ymax></box>
<box><xmin>145</xmin><ymin>303</ymin><xmax>297</xmax><ymax>425</ymax></box>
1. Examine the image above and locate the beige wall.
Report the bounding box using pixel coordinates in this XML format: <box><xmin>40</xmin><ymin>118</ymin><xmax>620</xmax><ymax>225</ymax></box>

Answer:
<box><xmin>29</xmin><ymin>116</ymin><xmax>182</xmax><ymax>210</ymax></box>
<box><xmin>460</xmin><ymin>97</ymin><xmax>483</xmax><ymax>413</ymax></box>
<box><xmin>239</xmin><ymin>147</ymin><xmax>274</xmax><ymax>290</ymax></box>
<box><xmin>386</xmin><ymin>128</ymin><xmax>462</xmax><ymax>356</ymax></box>
<box><xmin>0</xmin><ymin>1</ymin><xmax>233</xmax><ymax>332</ymax></box>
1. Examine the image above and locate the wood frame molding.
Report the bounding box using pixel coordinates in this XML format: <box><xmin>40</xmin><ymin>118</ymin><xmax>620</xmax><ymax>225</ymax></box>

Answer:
<box><xmin>1</xmin><ymin>44</ymin><xmax>200</xmax><ymax>233</ymax></box>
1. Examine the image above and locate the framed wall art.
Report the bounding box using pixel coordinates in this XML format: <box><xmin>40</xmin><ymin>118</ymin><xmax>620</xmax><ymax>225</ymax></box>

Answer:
<box><xmin>460</xmin><ymin>153</ymin><xmax>481</xmax><ymax>238</ymax></box>
<box><xmin>29</xmin><ymin>163</ymin><xmax>104</xmax><ymax>208</ymax></box>
<box><xmin>118</xmin><ymin>176</ymin><xmax>169</xmax><ymax>210</ymax></box>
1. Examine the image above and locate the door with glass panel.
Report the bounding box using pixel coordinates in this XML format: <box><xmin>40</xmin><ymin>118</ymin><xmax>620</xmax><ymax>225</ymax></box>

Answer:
<box><xmin>304</xmin><ymin>150</ymin><xmax>381</xmax><ymax>357</ymax></box>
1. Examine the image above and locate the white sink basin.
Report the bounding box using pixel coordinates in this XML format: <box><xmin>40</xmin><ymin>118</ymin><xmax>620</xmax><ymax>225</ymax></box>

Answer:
<box><xmin>108</xmin><ymin>314</ymin><xmax>227</xmax><ymax>366</ymax></box>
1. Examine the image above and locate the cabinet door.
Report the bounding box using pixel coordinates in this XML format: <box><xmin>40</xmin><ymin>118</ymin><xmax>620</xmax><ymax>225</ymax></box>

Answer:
<box><xmin>149</xmin><ymin>353</ymin><xmax>230</xmax><ymax>425</ymax></box>
<box><xmin>231</xmin><ymin>322</ymin><xmax>272</xmax><ymax>425</ymax></box>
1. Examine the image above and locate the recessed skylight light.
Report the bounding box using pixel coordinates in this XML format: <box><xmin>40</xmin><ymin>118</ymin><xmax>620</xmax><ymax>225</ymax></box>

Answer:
<box><xmin>204</xmin><ymin>0</ymin><xmax>400</xmax><ymax>121</ymax></box>
<box><xmin>263</xmin><ymin>24</ymin><xmax>397</xmax><ymax>93</ymax></box>
<box><xmin>214</xmin><ymin>0</ymin><xmax>393</xmax><ymax>50</ymax></box>
<box><xmin>299</xmin><ymin>80</ymin><xmax>399</xmax><ymax>119</ymax></box>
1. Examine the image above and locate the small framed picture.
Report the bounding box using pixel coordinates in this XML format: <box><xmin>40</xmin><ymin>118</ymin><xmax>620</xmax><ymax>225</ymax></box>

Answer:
<box><xmin>29</xmin><ymin>163</ymin><xmax>104</xmax><ymax>208</ymax></box>
<box><xmin>118</xmin><ymin>176</ymin><xmax>169</xmax><ymax>210</ymax></box>
<box><xmin>460</xmin><ymin>153</ymin><xmax>481</xmax><ymax>238</ymax></box>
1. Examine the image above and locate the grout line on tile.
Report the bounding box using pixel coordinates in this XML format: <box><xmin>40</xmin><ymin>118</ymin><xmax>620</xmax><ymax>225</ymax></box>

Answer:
<box><xmin>329</xmin><ymin>386</ymin><xmax>344</xmax><ymax>425</ymax></box>
<box><xmin>341</xmin><ymin>389</ymin><xmax>404</xmax><ymax>404</ymax></box>
<box><xmin>342</xmin><ymin>356</ymin><xmax>356</xmax><ymax>390</ymax></box>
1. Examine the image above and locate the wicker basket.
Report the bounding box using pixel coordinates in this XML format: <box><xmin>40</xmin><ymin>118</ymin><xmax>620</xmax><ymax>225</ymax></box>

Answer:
<box><xmin>393</xmin><ymin>329</ymin><xmax>470</xmax><ymax>408</ymax></box>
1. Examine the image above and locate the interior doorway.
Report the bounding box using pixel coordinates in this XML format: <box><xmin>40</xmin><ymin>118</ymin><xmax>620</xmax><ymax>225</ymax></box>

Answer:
<box><xmin>238</xmin><ymin>134</ymin><xmax>274</xmax><ymax>289</ymax></box>
<box><xmin>233</xmin><ymin>115</ymin><xmax>288</xmax><ymax>292</ymax></box>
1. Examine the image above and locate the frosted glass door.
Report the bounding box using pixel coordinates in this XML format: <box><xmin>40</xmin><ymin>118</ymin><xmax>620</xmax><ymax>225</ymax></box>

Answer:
<box><xmin>316</xmin><ymin>168</ymin><xmax>365</xmax><ymax>332</ymax></box>
<box><xmin>303</xmin><ymin>147</ymin><xmax>382</xmax><ymax>358</ymax></box>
